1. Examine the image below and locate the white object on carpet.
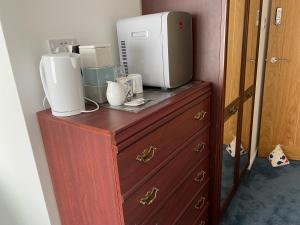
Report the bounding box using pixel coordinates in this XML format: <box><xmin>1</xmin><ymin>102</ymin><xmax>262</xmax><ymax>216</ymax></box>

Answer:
<box><xmin>267</xmin><ymin>144</ymin><xmax>290</xmax><ymax>167</ymax></box>
<box><xmin>226</xmin><ymin>136</ymin><xmax>247</xmax><ymax>157</ymax></box>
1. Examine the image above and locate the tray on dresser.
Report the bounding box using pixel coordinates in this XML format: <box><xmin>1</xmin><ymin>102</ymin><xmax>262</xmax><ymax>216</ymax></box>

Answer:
<box><xmin>102</xmin><ymin>82</ymin><xmax>199</xmax><ymax>113</ymax></box>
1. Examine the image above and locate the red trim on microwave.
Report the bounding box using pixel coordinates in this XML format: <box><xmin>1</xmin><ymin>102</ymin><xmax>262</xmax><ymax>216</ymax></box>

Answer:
<box><xmin>178</xmin><ymin>21</ymin><xmax>184</xmax><ymax>30</ymax></box>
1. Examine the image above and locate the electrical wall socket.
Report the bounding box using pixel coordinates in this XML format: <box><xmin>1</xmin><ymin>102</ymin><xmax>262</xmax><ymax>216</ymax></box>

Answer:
<box><xmin>48</xmin><ymin>38</ymin><xmax>78</xmax><ymax>53</ymax></box>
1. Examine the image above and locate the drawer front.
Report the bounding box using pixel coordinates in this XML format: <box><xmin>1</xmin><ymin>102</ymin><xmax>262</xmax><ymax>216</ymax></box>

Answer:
<box><xmin>118</xmin><ymin>97</ymin><xmax>210</xmax><ymax>194</ymax></box>
<box><xmin>123</xmin><ymin>130</ymin><xmax>210</xmax><ymax>225</ymax></box>
<box><xmin>143</xmin><ymin>160</ymin><xmax>209</xmax><ymax>225</ymax></box>
<box><xmin>175</xmin><ymin>185</ymin><xmax>209</xmax><ymax>225</ymax></box>
<box><xmin>193</xmin><ymin>208</ymin><xmax>209</xmax><ymax>225</ymax></box>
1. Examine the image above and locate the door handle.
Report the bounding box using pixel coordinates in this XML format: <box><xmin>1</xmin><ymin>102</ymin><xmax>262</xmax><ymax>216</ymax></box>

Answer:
<box><xmin>268</xmin><ymin>57</ymin><xmax>289</xmax><ymax>64</ymax></box>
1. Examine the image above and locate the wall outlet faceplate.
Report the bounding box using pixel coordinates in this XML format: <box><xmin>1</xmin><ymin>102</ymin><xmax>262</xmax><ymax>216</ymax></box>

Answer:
<box><xmin>48</xmin><ymin>38</ymin><xmax>78</xmax><ymax>53</ymax></box>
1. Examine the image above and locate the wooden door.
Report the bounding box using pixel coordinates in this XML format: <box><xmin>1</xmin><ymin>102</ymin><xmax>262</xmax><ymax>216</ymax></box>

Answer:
<box><xmin>259</xmin><ymin>0</ymin><xmax>300</xmax><ymax>159</ymax></box>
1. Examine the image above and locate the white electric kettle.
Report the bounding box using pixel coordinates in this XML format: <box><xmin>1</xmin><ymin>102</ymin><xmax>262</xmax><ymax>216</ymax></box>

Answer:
<box><xmin>39</xmin><ymin>53</ymin><xmax>85</xmax><ymax>117</ymax></box>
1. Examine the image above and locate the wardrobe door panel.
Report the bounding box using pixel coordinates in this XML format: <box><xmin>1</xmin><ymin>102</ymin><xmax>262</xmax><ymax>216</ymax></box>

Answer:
<box><xmin>221</xmin><ymin>0</ymin><xmax>246</xmax><ymax>208</ymax></box>
<box><xmin>224</xmin><ymin>0</ymin><xmax>246</xmax><ymax>108</ymax></box>
<box><xmin>244</xmin><ymin>0</ymin><xmax>261</xmax><ymax>91</ymax></box>
<box><xmin>221</xmin><ymin>112</ymin><xmax>238</xmax><ymax>205</ymax></box>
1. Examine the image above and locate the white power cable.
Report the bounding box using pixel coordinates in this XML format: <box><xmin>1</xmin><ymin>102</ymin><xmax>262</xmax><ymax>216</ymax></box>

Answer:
<box><xmin>42</xmin><ymin>96</ymin><xmax>100</xmax><ymax>113</ymax></box>
<box><xmin>81</xmin><ymin>97</ymin><xmax>100</xmax><ymax>113</ymax></box>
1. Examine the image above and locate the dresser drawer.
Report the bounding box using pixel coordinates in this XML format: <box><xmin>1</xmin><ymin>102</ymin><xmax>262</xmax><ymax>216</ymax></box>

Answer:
<box><xmin>118</xmin><ymin>97</ymin><xmax>210</xmax><ymax>194</ymax></box>
<box><xmin>175</xmin><ymin>184</ymin><xmax>209</xmax><ymax>225</ymax></box>
<box><xmin>122</xmin><ymin>130</ymin><xmax>210</xmax><ymax>225</ymax></box>
<box><xmin>193</xmin><ymin>208</ymin><xmax>209</xmax><ymax>225</ymax></box>
<box><xmin>143</xmin><ymin>159</ymin><xmax>209</xmax><ymax>225</ymax></box>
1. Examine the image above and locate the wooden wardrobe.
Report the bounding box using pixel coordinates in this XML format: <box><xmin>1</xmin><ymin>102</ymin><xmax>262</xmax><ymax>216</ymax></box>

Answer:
<box><xmin>220</xmin><ymin>0</ymin><xmax>262</xmax><ymax>214</ymax></box>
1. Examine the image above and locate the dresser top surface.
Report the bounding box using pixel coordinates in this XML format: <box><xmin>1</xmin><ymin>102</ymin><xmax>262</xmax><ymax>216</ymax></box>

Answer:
<box><xmin>37</xmin><ymin>81</ymin><xmax>211</xmax><ymax>143</ymax></box>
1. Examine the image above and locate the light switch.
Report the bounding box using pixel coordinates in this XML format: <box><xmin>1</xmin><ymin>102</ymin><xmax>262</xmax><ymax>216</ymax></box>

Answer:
<box><xmin>275</xmin><ymin>7</ymin><xmax>283</xmax><ymax>25</ymax></box>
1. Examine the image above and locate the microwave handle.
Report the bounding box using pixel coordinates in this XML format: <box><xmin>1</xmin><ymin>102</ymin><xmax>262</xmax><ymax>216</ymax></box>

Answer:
<box><xmin>39</xmin><ymin>58</ymin><xmax>51</xmax><ymax>106</ymax></box>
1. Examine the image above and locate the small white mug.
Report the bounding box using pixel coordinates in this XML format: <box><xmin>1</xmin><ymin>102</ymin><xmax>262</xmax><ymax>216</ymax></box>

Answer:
<box><xmin>127</xmin><ymin>74</ymin><xmax>143</xmax><ymax>94</ymax></box>
<box><xmin>106</xmin><ymin>81</ymin><xmax>126</xmax><ymax>106</ymax></box>
<box><xmin>115</xmin><ymin>77</ymin><xmax>134</xmax><ymax>98</ymax></box>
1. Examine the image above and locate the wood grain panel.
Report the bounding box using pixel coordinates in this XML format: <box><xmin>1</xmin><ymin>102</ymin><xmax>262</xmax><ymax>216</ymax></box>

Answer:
<box><xmin>37</xmin><ymin>116</ymin><xmax>123</xmax><ymax>225</ymax></box>
<box><xmin>224</xmin><ymin>97</ymin><xmax>240</xmax><ymax>122</ymax></box>
<box><xmin>241</xmin><ymin>97</ymin><xmax>254</xmax><ymax>151</ymax></box>
<box><xmin>223</xmin><ymin>112</ymin><xmax>238</xmax><ymax>145</ymax></box>
<box><xmin>244</xmin><ymin>0</ymin><xmax>261</xmax><ymax>91</ymax></box>
<box><xmin>224</xmin><ymin>0</ymin><xmax>245</xmax><ymax>107</ymax></box>
<box><xmin>259</xmin><ymin>0</ymin><xmax>300</xmax><ymax>159</ymax></box>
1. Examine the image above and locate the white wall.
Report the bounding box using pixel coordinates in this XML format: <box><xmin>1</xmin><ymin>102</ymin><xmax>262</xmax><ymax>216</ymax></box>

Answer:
<box><xmin>0</xmin><ymin>0</ymin><xmax>141</xmax><ymax>224</ymax></box>
<box><xmin>0</xmin><ymin>21</ymin><xmax>51</xmax><ymax>225</ymax></box>
<box><xmin>249</xmin><ymin>0</ymin><xmax>271</xmax><ymax>169</ymax></box>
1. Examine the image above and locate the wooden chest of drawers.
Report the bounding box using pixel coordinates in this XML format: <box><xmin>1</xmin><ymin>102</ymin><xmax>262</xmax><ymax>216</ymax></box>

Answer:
<box><xmin>38</xmin><ymin>82</ymin><xmax>211</xmax><ymax>225</ymax></box>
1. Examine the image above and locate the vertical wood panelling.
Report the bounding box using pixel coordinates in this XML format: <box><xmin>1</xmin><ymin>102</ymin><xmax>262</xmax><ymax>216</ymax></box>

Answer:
<box><xmin>223</xmin><ymin>113</ymin><xmax>238</xmax><ymax>144</ymax></box>
<box><xmin>244</xmin><ymin>0</ymin><xmax>261</xmax><ymax>91</ymax></box>
<box><xmin>241</xmin><ymin>97</ymin><xmax>254</xmax><ymax>151</ymax></box>
<box><xmin>224</xmin><ymin>0</ymin><xmax>245</xmax><ymax>107</ymax></box>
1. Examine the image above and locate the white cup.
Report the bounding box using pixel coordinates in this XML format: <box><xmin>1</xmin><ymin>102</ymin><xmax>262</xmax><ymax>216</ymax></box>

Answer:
<box><xmin>106</xmin><ymin>81</ymin><xmax>126</xmax><ymax>106</ymax></box>
<box><xmin>127</xmin><ymin>74</ymin><xmax>143</xmax><ymax>94</ymax></box>
<box><xmin>115</xmin><ymin>77</ymin><xmax>133</xmax><ymax>98</ymax></box>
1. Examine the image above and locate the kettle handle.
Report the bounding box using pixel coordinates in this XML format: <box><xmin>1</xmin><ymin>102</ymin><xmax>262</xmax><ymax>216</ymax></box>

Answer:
<box><xmin>39</xmin><ymin>58</ymin><xmax>51</xmax><ymax>106</ymax></box>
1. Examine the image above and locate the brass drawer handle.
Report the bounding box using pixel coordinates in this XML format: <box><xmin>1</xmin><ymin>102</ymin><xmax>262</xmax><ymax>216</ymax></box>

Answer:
<box><xmin>194</xmin><ymin>170</ymin><xmax>206</xmax><ymax>183</ymax></box>
<box><xmin>229</xmin><ymin>105</ymin><xmax>238</xmax><ymax>114</ymax></box>
<box><xmin>194</xmin><ymin>111</ymin><xmax>207</xmax><ymax>120</ymax></box>
<box><xmin>136</xmin><ymin>146</ymin><xmax>157</xmax><ymax>163</ymax></box>
<box><xmin>139</xmin><ymin>187</ymin><xmax>159</xmax><ymax>206</ymax></box>
<box><xmin>195</xmin><ymin>196</ymin><xmax>206</xmax><ymax>210</ymax></box>
<box><xmin>194</xmin><ymin>143</ymin><xmax>205</xmax><ymax>153</ymax></box>
<box><xmin>199</xmin><ymin>221</ymin><xmax>206</xmax><ymax>225</ymax></box>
